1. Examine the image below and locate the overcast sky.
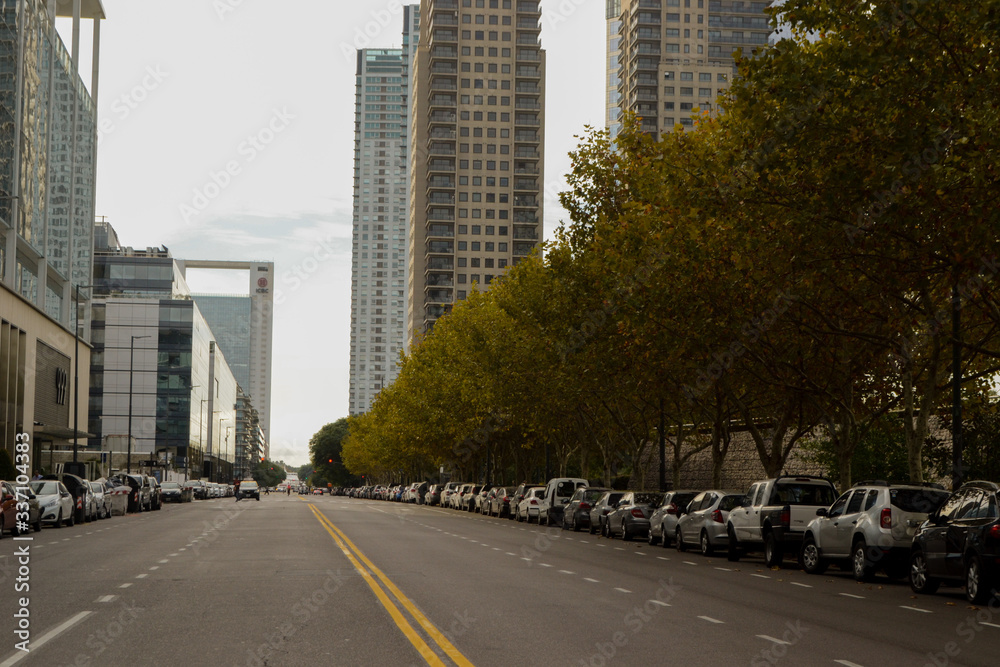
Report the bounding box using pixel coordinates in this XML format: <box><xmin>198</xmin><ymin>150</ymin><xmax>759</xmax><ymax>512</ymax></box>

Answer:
<box><xmin>66</xmin><ymin>0</ymin><xmax>605</xmax><ymax>467</ymax></box>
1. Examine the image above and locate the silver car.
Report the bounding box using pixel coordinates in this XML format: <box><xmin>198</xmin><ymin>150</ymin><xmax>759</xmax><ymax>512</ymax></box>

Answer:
<box><xmin>89</xmin><ymin>482</ymin><xmax>112</xmax><ymax>520</ymax></box>
<box><xmin>588</xmin><ymin>491</ymin><xmax>625</xmax><ymax>535</ymax></box>
<box><xmin>648</xmin><ymin>490</ymin><xmax>700</xmax><ymax>548</ymax></box>
<box><xmin>676</xmin><ymin>490</ymin><xmax>743</xmax><ymax>556</ymax></box>
<box><xmin>29</xmin><ymin>480</ymin><xmax>75</xmax><ymax>527</ymax></box>
<box><xmin>605</xmin><ymin>492</ymin><xmax>662</xmax><ymax>541</ymax></box>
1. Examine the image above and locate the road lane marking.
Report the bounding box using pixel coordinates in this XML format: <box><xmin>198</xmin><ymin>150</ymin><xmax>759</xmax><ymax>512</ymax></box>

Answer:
<box><xmin>0</xmin><ymin>611</ymin><xmax>94</xmax><ymax>667</ymax></box>
<box><xmin>751</xmin><ymin>574</ymin><xmax>770</xmax><ymax>579</ymax></box>
<box><xmin>657</xmin><ymin>557</ymin><xmax>670</xmax><ymax>561</ymax></box>
<box><xmin>149</xmin><ymin>566</ymin><xmax>159</xmax><ymax>571</ymax></box>
<box><xmin>791</xmin><ymin>582</ymin><xmax>812</xmax><ymax>588</ymax></box>
<box><xmin>834</xmin><ymin>661</ymin><xmax>865</xmax><ymax>667</ymax></box>
<box><xmin>119</xmin><ymin>584</ymin><xmax>132</xmax><ymax>589</ymax></box>
<box><xmin>584</xmin><ymin>578</ymin><xmax>600</xmax><ymax>583</ymax></box>
<box><xmin>980</xmin><ymin>622</ymin><xmax>1000</xmax><ymax>629</ymax></box>
<box><xmin>135</xmin><ymin>574</ymin><xmax>147</xmax><ymax>579</ymax></box>
<box><xmin>96</xmin><ymin>595</ymin><xmax>117</xmax><ymax>603</ymax></box>
<box><xmin>310</xmin><ymin>505</ymin><xmax>473</xmax><ymax>667</ymax></box>
<box><xmin>840</xmin><ymin>593</ymin><xmax>865</xmax><ymax>600</ymax></box>
<box><xmin>683</xmin><ymin>561</ymin><xmax>697</xmax><ymax>566</ymax></box>
<box><xmin>635</xmin><ymin>552</ymin><xmax>646</xmax><ymax>556</ymax></box>
<box><xmin>758</xmin><ymin>635</ymin><xmax>792</xmax><ymax>645</ymax></box>
<box><xmin>558</xmin><ymin>570</ymin><xmax>575</xmax><ymax>575</ymax></box>
<box><xmin>649</xmin><ymin>600</ymin><xmax>670</xmax><ymax>607</ymax></box>
<box><xmin>158</xmin><ymin>559</ymin><xmax>169</xmax><ymax>564</ymax></box>
<box><xmin>715</xmin><ymin>567</ymin><xmax>733</xmax><ymax>572</ymax></box>
<box><xmin>699</xmin><ymin>616</ymin><xmax>724</xmax><ymax>624</ymax></box>
<box><xmin>614</xmin><ymin>588</ymin><xmax>632</xmax><ymax>593</ymax></box>
<box><xmin>900</xmin><ymin>606</ymin><xmax>932</xmax><ymax>613</ymax></box>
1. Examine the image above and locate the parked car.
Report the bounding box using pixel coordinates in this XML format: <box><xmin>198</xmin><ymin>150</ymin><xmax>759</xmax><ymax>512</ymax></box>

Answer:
<box><xmin>648</xmin><ymin>490</ymin><xmax>700</xmax><ymax>548</ymax></box>
<box><xmin>186</xmin><ymin>479</ymin><xmax>208</xmax><ymax>500</ymax></box>
<box><xmin>508</xmin><ymin>483</ymin><xmax>538</xmax><ymax>520</ymax></box>
<box><xmin>441</xmin><ymin>482</ymin><xmax>462</xmax><ymax>508</ymax></box>
<box><xmin>727</xmin><ymin>475</ymin><xmax>838</xmax><ymax>567</ymax></box>
<box><xmin>461</xmin><ymin>485</ymin><xmax>482</xmax><ymax>511</ymax></box>
<box><xmin>589</xmin><ymin>491</ymin><xmax>625</xmax><ymax>535</ymax></box>
<box><xmin>801</xmin><ymin>482</ymin><xmax>949</xmax><ymax>581</ymax></box>
<box><xmin>426</xmin><ymin>484</ymin><xmax>444</xmax><ymax>506</ymax></box>
<box><xmin>43</xmin><ymin>473</ymin><xmax>91</xmax><ymax>524</ymax></box>
<box><xmin>516</xmin><ymin>487</ymin><xmax>546</xmax><ymax>523</ymax></box>
<box><xmin>240</xmin><ymin>480</ymin><xmax>261</xmax><ymax>501</ymax></box>
<box><xmin>488</xmin><ymin>487</ymin><xmax>513</xmax><ymax>518</ymax></box>
<box><xmin>159</xmin><ymin>481</ymin><xmax>186</xmax><ymax>503</ymax></box>
<box><xmin>1</xmin><ymin>480</ymin><xmax>26</xmax><ymax>536</ymax></box>
<box><xmin>675</xmin><ymin>490</ymin><xmax>743</xmax><ymax>555</ymax></box>
<box><xmin>89</xmin><ymin>482</ymin><xmax>111</xmax><ymax>520</ymax></box>
<box><xmin>473</xmin><ymin>485</ymin><xmax>495</xmax><ymax>513</ymax></box>
<box><xmin>606</xmin><ymin>492</ymin><xmax>663</xmax><ymax>541</ymax></box>
<box><xmin>2</xmin><ymin>481</ymin><xmax>41</xmax><ymax>532</ymax></box>
<box><xmin>910</xmin><ymin>480</ymin><xmax>1000</xmax><ymax>604</ymax></box>
<box><xmin>538</xmin><ymin>478</ymin><xmax>588</xmax><ymax>526</ymax></box>
<box><xmin>414</xmin><ymin>481</ymin><xmax>430</xmax><ymax>504</ymax></box>
<box><xmin>563</xmin><ymin>487</ymin><xmax>610</xmax><ymax>532</ymax></box>
<box><xmin>148</xmin><ymin>477</ymin><xmax>162</xmax><ymax>510</ymax></box>
<box><xmin>119</xmin><ymin>474</ymin><xmax>152</xmax><ymax>513</ymax></box>
<box><xmin>29</xmin><ymin>479</ymin><xmax>74</xmax><ymax>527</ymax></box>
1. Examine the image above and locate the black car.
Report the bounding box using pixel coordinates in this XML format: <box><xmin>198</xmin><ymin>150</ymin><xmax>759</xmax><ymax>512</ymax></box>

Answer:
<box><xmin>563</xmin><ymin>487</ymin><xmax>610</xmax><ymax>532</ymax></box>
<box><xmin>159</xmin><ymin>481</ymin><xmax>184</xmax><ymax>503</ymax></box>
<box><xmin>910</xmin><ymin>481</ymin><xmax>1000</xmax><ymax>604</ymax></box>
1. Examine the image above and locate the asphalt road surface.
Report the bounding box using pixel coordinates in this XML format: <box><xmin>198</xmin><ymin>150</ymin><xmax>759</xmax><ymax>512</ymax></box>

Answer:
<box><xmin>2</xmin><ymin>494</ymin><xmax>998</xmax><ymax>666</ymax></box>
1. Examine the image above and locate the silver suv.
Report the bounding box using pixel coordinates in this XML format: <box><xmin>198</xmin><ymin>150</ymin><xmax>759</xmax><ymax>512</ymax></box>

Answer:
<box><xmin>800</xmin><ymin>481</ymin><xmax>950</xmax><ymax>581</ymax></box>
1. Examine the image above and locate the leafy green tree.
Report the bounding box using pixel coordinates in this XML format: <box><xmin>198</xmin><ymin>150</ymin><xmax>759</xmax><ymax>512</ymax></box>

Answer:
<box><xmin>309</xmin><ymin>419</ymin><xmax>358</xmax><ymax>486</ymax></box>
<box><xmin>252</xmin><ymin>460</ymin><xmax>287</xmax><ymax>487</ymax></box>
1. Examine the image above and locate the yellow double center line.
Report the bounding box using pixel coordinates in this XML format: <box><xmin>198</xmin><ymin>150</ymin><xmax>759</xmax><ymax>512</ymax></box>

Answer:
<box><xmin>308</xmin><ymin>504</ymin><xmax>474</xmax><ymax>667</ymax></box>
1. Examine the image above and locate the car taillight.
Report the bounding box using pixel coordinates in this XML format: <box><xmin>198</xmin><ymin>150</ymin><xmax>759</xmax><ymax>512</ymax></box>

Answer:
<box><xmin>503</xmin><ymin>496</ymin><xmax>509</xmax><ymax>502</ymax></box>
<box><xmin>880</xmin><ymin>508</ymin><xmax>892</xmax><ymax>530</ymax></box>
<box><xmin>631</xmin><ymin>508</ymin><xmax>644</xmax><ymax>518</ymax></box>
<box><xmin>779</xmin><ymin>506</ymin><xmax>790</xmax><ymax>527</ymax></box>
<box><xmin>580</xmin><ymin>502</ymin><xmax>590</xmax><ymax>510</ymax></box>
<box><xmin>666</xmin><ymin>503</ymin><xmax>678</xmax><ymax>516</ymax></box>
<box><xmin>530</xmin><ymin>499</ymin><xmax>537</xmax><ymax>505</ymax></box>
<box><xmin>988</xmin><ymin>524</ymin><xmax>1000</xmax><ymax>540</ymax></box>
<box><xmin>712</xmin><ymin>510</ymin><xmax>724</xmax><ymax>524</ymax></box>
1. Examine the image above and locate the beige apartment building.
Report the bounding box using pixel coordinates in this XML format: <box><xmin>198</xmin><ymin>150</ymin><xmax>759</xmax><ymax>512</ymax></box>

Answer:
<box><xmin>407</xmin><ymin>0</ymin><xmax>545</xmax><ymax>342</ymax></box>
<box><xmin>615</xmin><ymin>0</ymin><xmax>772</xmax><ymax>135</ymax></box>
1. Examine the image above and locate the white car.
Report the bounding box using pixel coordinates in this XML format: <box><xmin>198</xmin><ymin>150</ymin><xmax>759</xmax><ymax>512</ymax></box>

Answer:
<box><xmin>516</xmin><ymin>487</ymin><xmax>545</xmax><ymax>523</ymax></box>
<box><xmin>29</xmin><ymin>480</ymin><xmax>75</xmax><ymax>527</ymax></box>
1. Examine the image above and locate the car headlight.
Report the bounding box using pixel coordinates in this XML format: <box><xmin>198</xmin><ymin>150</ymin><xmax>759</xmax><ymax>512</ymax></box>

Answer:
<box><xmin>41</xmin><ymin>498</ymin><xmax>58</xmax><ymax>508</ymax></box>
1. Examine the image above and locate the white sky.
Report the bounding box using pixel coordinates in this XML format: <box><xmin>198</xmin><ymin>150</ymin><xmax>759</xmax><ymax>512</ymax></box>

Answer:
<box><xmin>68</xmin><ymin>0</ymin><xmax>605</xmax><ymax>467</ymax></box>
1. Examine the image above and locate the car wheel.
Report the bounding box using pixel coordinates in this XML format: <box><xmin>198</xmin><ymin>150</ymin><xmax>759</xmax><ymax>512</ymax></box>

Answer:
<box><xmin>675</xmin><ymin>528</ymin><xmax>686</xmax><ymax>552</ymax></box>
<box><xmin>852</xmin><ymin>540</ymin><xmax>876</xmax><ymax>582</ymax></box>
<box><xmin>573</xmin><ymin>518</ymin><xmax>582</xmax><ymax>533</ymax></box>
<box><xmin>0</xmin><ymin>515</ymin><xmax>5</xmax><ymax>538</ymax></box>
<box><xmin>800</xmin><ymin>536</ymin><xmax>827</xmax><ymax>575</ymax></box>
<box><xmin>589</xmin><ymin>520</ymin><xmax>597</xmax><ymax>535</ymax></box>
<box><xmin>66</xmin><ymin>510</ymin><xmax>75</xmax><ymax>528</ymax></box>
<box><xmin>700</xmin><ymin>530</ymin><xmax>714</xmax><ymax>556</ymax></box>
<box><xmin>726</xmin><ymin>526</ymin><xmax>742</xmax><ymax>561</ymax></box>
<box><xmin>966</xmin><ymin>556</ymin><xmax>994</xmax><ymax>605</ymax></box>
<box><xmin>33</xmin><ymin>516</ymin><xmax>42</xmax><ymax>532</ymax></box>
<box><xmin>763</xmin><ymin>533</ymin><xmax>783</xmax><ymax>567</ymax></box>
<box><xmin>661</xmin><ymin>524</ymin><xmax>672</xmax><ymax>549</ymax></box>
<box><xmin>53</xmin><ymin>510</ymin><xmax>62</xmax><ymax>529</ymax></box>
<box><xmin>910</xmin><ymin>550</ymin><xmax>941</xmax><ymax>595</ymax></box>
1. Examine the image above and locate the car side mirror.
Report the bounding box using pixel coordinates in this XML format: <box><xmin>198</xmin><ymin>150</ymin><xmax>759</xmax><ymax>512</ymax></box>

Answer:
<box><xmin>816</xmin><ymin>508</ymin><xmax>828</xmax><ymax>517</ymax></box>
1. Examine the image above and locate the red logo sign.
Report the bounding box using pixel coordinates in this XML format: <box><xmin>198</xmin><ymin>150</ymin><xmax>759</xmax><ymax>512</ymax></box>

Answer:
<box><xmin>257</xmin><ymin>277</ymin><xmax>268</xmax><ymax>288</ymax></box>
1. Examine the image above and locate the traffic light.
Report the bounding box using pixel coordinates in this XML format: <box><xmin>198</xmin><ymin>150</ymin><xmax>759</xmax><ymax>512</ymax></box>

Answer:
<box><xmin>328</xmin><ymin>458</ymin><xmax>333</xmax><ymax>463</ymax></box>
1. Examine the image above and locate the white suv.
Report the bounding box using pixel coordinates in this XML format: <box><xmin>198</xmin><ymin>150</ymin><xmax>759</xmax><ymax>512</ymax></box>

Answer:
<box><xmin>800</xmin><ymin>482</ymin><xmax>950</xmax><ymax>581</ymax></box>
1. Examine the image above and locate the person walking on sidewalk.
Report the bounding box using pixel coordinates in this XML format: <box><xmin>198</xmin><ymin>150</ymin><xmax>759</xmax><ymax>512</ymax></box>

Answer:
<box><xmin>234</xmin><ymin>479</ymin><xmax>242</xmax><ymax>502</ymax></box>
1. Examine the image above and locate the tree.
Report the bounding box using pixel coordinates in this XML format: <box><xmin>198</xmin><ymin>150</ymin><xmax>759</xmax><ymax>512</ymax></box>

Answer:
<box><xmin>252</xmin><ymin>460</ymin><xmax>287</xmax><ymax>487</ymax></box>
<box><xmin>309</xmin><ymin>419</ymin><xmax>358</xmax><ymax>486</ymax></box>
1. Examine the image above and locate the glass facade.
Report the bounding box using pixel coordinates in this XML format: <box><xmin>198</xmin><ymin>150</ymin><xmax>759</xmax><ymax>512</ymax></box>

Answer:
<box><xmin>191</xmin><ymin>295</ymin><xmax>252</xmax><ymax>395</ymax></box>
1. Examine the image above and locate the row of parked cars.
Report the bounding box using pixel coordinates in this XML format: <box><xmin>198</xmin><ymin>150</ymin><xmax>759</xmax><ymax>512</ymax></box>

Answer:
<box><xmin>0</xmin><ymin>472</ymin><xmax>244</xmax><ymax>536</ymax></box>
<box><xmin>349</xmin><ymin>476</ymin><xmax>1000</xmax><ymax>605</ymax></box>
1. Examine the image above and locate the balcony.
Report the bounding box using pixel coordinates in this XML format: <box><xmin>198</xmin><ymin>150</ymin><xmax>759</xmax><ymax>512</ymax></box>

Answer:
<box><xmin>516</xmin><ymin>34</ymin><xmax>540</xmax><ymax>45</ymax></box>
<box><xmin>430</xmin><ymin>64</ymin><xmax>459</xmax><ymax>74</ymax></box>
<box><xmin>427</xmin><ymin>223</ymin><xmax>455</xmax><ymax>237</ymax></box>
<box><xmin>515</xmin><ymin>99</ymin><xmax>541</xmax><ymax>110</ymax></box>
<box><xmin>429</xmin><ymin>94</ymin><xmax>457</xmax><ymax>109</ymax></box>
<box><xmin>429</xmin><ymin>143</ymin><xmax>456</xmax><ymax>156</ymax></box>
<box><xmin>514</xmin><ymin>228</ymin><xmax>539</xmax><ymax>240</ymax></box>
<box><xmin>426</xmin><ymin>274</ymin><xmax>455</xmax><ymax>287</ymax></box>
<box><xmin>516</xmin><ymin>50</ymin><xmax>541</xmax><ymax>62</ymax></box>
<box><xmin>514</xmin><ymin>178</ymin><xmax>536</xmax><ymax>191</ymax></box>
<box><xmin>428</xmin><ymin>112</ymin><xmax>457</xmax><ymax>124</ymax></box>
<box><xmin>427</xmin><ymin>240</ymin><xmax>455</xmax><ymax>254</ymax></box>
<box><xmin>428</xmin><ymin>159</ymin><xmax>456</xmax><ymax>174</ymax></box>
<box><xmin>432</xmin><ymin>29</ymin><xmax>458</xmax><ymax>45</ymax></box>
<box><xmin>514</xmin><ymin>114</ymin><xmax>539</xmax><ymax>127</ymax></box>
<box><xmin>430</xmin><ymin>47</ymin><xmax>458</xmax><ymax>61</ymax></box>
<box><xmin>426</xmin><ymin>177</ymin><xmax>455</xmax><ymax>191</ymax></box>
<box><xmin>426</xmin><ymin>258</ymin><xmax>454</xmax><ymax>271</ymax></box>
<box><xmin>427</xmin><ymin>208</ymin><xmax>456</xmax><ymax>222</ymax></box>
<box><xmin>515</xmin><ymin>83</ymin><xmax>541</xmax><ymax>94</ymax></box>
<box><xmin>514</xmin><ymin>131</ymin><xmax>538</xmax><ymax>142</ymax></box>
<box><xmin>514</xmin><ymin>164</ymin><xmax>539</xmax><ymax>175</ymax></box>
<box><xmin>516</xmin><ymin>19</ymin><xmax>541</xmax><ymax>30</ymax></box>
<box><xmin>426</xmin><ymin>289</ymin><xmax>453</xmax><ymax>304</ymax></box>
<box><xmin>431</xmin><ymin>13</ymin><xmax>459</xmax><ymax>27</ymax></box>
<box><xmin>513</xmin><ymin>149</ymin><xmax>540</xmax><ymax>159</ymax></box>
<box><xmin>427</xmin><ymin>194</ymin><xmax>456</xmax><ymax>206</ymax></box>
<box><xmin>513</xmin><ymin>212</ymin><xmax>539</xmax><ymax>223</ymax></box>
<box><xmin>513</xmin><ymin>241</ymin><xmax>536</xmax><ymax>256</ymax></box>
<box><xmin>425</xmin><ymin>304</ymin><xmax>452</xmax><ymax>320</ymax></box>
<box><xmin>435</xmin><ymin>0</ymin><xmax>458</xmax><ymax>8</ymax></box>
<box><xmin>513</xmin><ymin>196</ymin><xmax>538</xmax><ymax>208</ymax></box>
<box><xmin>516</xmin><ymin>66</ymin><xmax>541</xmax><ymax>79</ymax></box>
<box><xmin>517</xmin><ymin>2</ymin><xmax>540</xmax><ymax>15</ymax></box>
<box><xmin>429</xmin><ymin>129</ymin><xmax>457</xmax><ymax>140</ymax></box>
<box><xmin>430</xmin><ymin>78</ymin><xmax>458</xmax><ymax>92</ymax></box>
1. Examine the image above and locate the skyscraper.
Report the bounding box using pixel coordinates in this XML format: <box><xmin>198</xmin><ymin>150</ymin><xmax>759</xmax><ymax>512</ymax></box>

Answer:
<box><xmin>614</xmin><ymin>0</ymin><xmax>772</xmax><ymax>135</ymax></box>
<box><xmin>0</xmin><ymin>0</ymin><xmax>104</xmax><ymax>458</ymax></box>
<box><xmin>406</xmin><ymin>0</ymin><xmax>546</xmax><ymax>343</ymax></box>
<box><xmin>349</xmin><ymin>48</ymin><xmax>410</xmax><ymax>416</ymax></box>
<box><xmin>606</xmin><ymin>0</ymin><xmax>623</xmax><ymax>139</ymax></box>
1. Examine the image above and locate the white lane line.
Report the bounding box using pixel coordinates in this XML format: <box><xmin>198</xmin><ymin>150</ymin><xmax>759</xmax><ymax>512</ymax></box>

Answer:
<box><xmin>578</xmin><ymin>541</ymin><xmax>589</xmax><ymax>544</ymax></box>
<box><xmin>699</xmin><ymin>616</ymin><xmax>724</xmax><ymax>624</ymax></box>
<box><xmin>135</xmin><ymin>574</ymin><xmax>148</xmax><ymax>579</ymax></box>
<box><xmin>635</xmin><ymin>552</ymin><xmax>647</xmax><ymax>556</ymax></box>
<box><xmin>758</xmin><ymin>635</ymin><xmax>792</xmax><ymax>646</ymax></box>
<box><xmin>657</xmin><ymin>556</ymin><xmax>670</xmax><ymax>561</ymax></box>
<box><xmin>584</xmin><ymin>578</ymin><xmax>600</xmax><ymax>583</ymax></box>
<box><xmin>649</xmin><ymin>600</ymin><xmax>670</xmax><ymax>607</ymax></box>
<box><xmin>86</xmin><ymin>532</ymin><xmax>93</xmax><ymax>535</ymax></box>
<box><xmin>597</xmin><ymin>544</ymin><xmax>607</xmax><ymax>548</ymax></box>
<box><xmin>0</xmin><ymin>611</ymin><xmax>94</xmax><ymax>667</ymax></box>
<box><xmin>614</xmin><ymin>588</ymin><xmax>632</xmax><ymax>594</ymax></box>
<box><xmin>539</xmin><ymin>564</ymin><xmax>553</xmax><ymax>568</ymax></box>
<box><xmin>148</xmin><ymin>566</ymin><xmax>159</xmax><ymax>571</ymax></box>
<box><xmin>169</xmin><ymin>553</ymin><xmax>179</xmax><ymax>557</ymax></box>
<box><xmin>715</xmin><ymin>567</ymin><xmax>733</xmax><ymax>572</ymax></box>
<box><xmin>751</xmin><ymin>574</ymin><xmax>770</xmax><ymax>579</ymax></box>
<box><xmin>840</xmin><ymin>593</ymin><xmax>865</xmax><ymax>600</ymax></box>
<box><xmin>558</xmin><ymin>570</ymin><xmax>575</xmax><ymax>575</ymax></box>
<box><xmin>119</xmin><ymin>583</ymin><xmax>132</xmax><ymax>589</ymax></box>
<box><xmin>179</xmin><ymin>548</ymin><xmax>186</xmax><ymax>552</ymax></box>
<box><xmin>834</xmin><ymin>661</ymin><xmax>865</xmax><ymax>667</ymax></box>
<box><xmin>506</xmin><ymin>552</ymin><xmax>516</xmax><ymax>556</ymax></box>
<box><xmin>493</xmin><ymin>548</ymin><xmax>501</xmax><ymax>551</ymax></box>
<box><xmin>158</xmin><ymin>559</ymin><xmax>169</xmax><ymax>564</ymax></box>
<box><xmin>521</xmin><ymin>558</ymin><xmax>532</xmax><ymax>562</ymax></box>
<box><xmin>96</xmin><ymin>595</ymin><xmax>117</xmax><ymax>603</ymax></box>
<box><xmin>900</xmin><ymin>606</ymin><xmax>932</xmax><ymax>614</ymax></box>
<box><xmin>614</xmin><ymin>548</ymin><xmax>625</xmax><ymax>551</ymax></box>
<box><xmin>683</xmin><ymin>561</ymin><xmax>698</xmax><ymax>566</ymax></box>
<box><xmin>791</xmin><ymin>582</ymin><xmax>812</xmax><ymax>588</ymax></box>
<box><xmin>980</xmin><ymin>622</ymin><xmax>1000</xmax><ymax>629</ymax></box>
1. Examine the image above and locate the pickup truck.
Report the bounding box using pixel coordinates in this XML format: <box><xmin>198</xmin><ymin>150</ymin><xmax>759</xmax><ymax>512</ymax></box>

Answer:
<box><xmin>726</xmin><ymin>475</ymin><xmax>838</xmax><ymax>567</ymax></box>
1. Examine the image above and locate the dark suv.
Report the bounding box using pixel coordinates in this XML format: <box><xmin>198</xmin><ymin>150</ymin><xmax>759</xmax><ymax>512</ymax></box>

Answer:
<box><xmin>910</xmin><ymin>481</ymin><xmax>1000</xmax><ymax>604</ymax></box>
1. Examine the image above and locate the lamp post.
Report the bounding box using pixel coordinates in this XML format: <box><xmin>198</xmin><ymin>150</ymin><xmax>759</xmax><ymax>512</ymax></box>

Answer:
<box><xmin>196</xmin><ymin>398</ymin><xmax>208</xmax><ymax>482</ymax></box>
<box><xmin>217</xmin><ymin>417</ymin><xmax>225</xmax><ymax>483</ymax></box>
<box><xmin>127</xmin><ymin>335</ymin><xmax>151</xmax><ymax>474</ymax></box>
<box><xmin>225</xmin><ymin>426</ymin><xmax>232</xmax><ymax>483</ymax></box>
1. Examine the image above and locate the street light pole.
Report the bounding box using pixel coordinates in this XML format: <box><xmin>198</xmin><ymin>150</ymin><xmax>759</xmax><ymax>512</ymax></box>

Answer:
<box><xmin>218</xmin><ymin>417</ymin><xmax>225</xmax><ymax>483</ymax></box>
<box><xmin>197</xmin><ymin>398</ymin><xmax>207</xmax><ymax>482</ymax></box>
<box><xmin>72</xmin><ymin>283</ymin><xmax>98</xmax><ymax>463</ymax></box>
<box><xmin>127</xmin><ymin>335</ymin><xmax>151</xmax><ymax>474</ymax></box>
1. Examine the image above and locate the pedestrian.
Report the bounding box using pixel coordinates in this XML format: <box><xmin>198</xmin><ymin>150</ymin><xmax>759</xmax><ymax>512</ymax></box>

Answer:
<box><xmin>32</xmin><ymin>470</ymin><xmax>43</xmax><ymax>480</ymax></box>
<box><xmin>286</xmin><ymin>486</ymin><xmax>290</xmax><ymax>496</ymax></box>
<box><xmin>234</xmin><ymin>479</ymin><xmax>241</xmax><ymax>502</ymax></box>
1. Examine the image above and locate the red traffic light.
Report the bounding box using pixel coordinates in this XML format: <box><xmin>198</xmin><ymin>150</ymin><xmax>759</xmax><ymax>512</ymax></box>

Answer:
<box><xmin>328</xmin><ymin>458</ymin><xmax>333</xmax><ymax>463</ymax></box>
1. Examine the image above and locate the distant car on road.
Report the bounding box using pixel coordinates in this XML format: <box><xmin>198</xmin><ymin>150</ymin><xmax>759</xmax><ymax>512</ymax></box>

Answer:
<box><xmin>240</xmin><ymin>480</ymin><xmax>261</xmax><ymax>501</ymax></box>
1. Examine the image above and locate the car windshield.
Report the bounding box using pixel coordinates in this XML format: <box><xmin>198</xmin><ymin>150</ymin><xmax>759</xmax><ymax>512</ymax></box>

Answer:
<box><xmin>607</xmin><ymin>493</ymin><xmax>624</xmax><ymax>505</ymax></box>
<box><xmin>30</xmin><ymin>481</ymin><xmax>59</xmax><ymax>494</ymax></box>
<box><xmin>243</xmin><ymin>482</ymin><xmax>258</xmax><ymax>488</ymax></box>
<box><xmin>634</xmin><ymin>493</ymin><xmax>660</xmax><ymax>505</ymax></box>
<box><xmin>890</xmin><ymin>489</ymin><xmax>950</xmax><ymax>513</ymax></box>
<box><xmin>771</xmin><ymin>484</ymin><xmax>836</xmax><ymax>506</ymax></box>
<box><xmin>161</xmin><ymin>482</ymin><xmax>181</xmax><ymax>489</ymax></box>
<box><xmin>672</xmin><ymin>493</ymin><xmax>697</xmax><ymax>508</ymax></box>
